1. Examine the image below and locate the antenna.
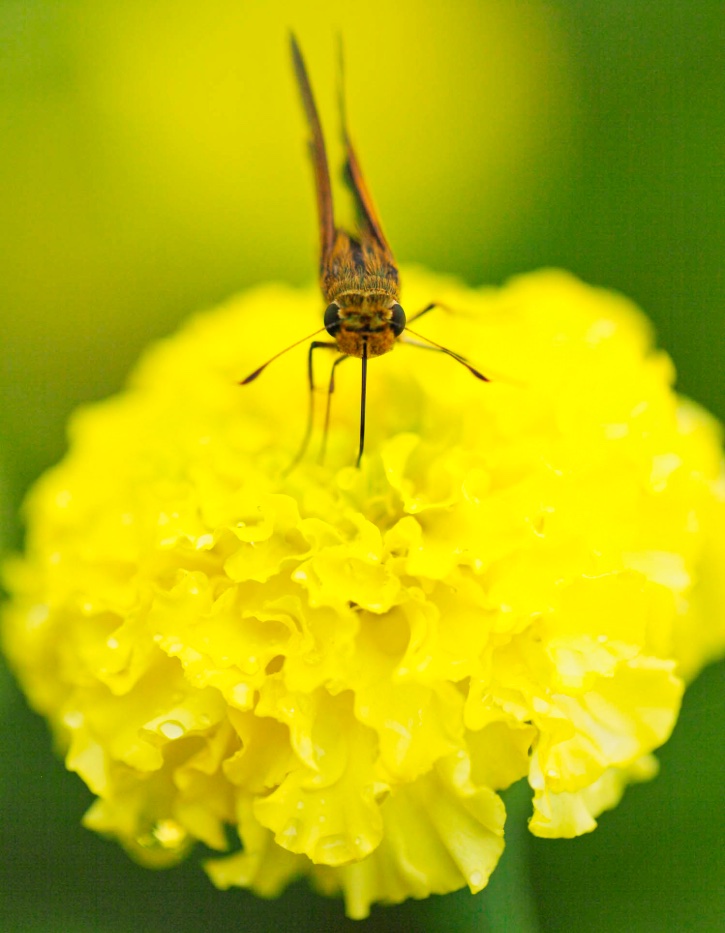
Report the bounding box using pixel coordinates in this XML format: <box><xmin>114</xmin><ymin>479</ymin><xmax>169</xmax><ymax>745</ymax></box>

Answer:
<box><xmin>404</xmin><ymin>327</ymin><xmax>489</xmax><ymax>381</ymax></box>
<box><xmin>240</xmin><ymin>327</ymin><xmax>326</xmax><ymax>384</ymax></box>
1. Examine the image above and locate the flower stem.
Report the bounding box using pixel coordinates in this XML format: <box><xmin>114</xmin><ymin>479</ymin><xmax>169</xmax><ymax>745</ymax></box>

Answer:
<box><xmin>482</xmin><ymin>780</ymin><xmax>540</xmax><ymax>932</ymax></box>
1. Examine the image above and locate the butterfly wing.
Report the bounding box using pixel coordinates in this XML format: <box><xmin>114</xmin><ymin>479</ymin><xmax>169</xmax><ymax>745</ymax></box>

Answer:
<box><xmin>338</xmin><ymin>42</ymin><xmax>395</xmax><ymax>260</ymax></box>
<box><xmin>343</xmin><ymin>136</ymin><xmax>395</xmax><ymax>259</ymax></box>
<box><xmin>290</xmin><ymin>34</ymin><xmax>336</xmax><ymax>264</ymax></box>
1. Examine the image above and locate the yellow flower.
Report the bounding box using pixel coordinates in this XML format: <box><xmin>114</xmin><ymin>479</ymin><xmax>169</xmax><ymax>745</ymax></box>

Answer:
<box><xmin>3</xmin><ymin>269</ymin><xmax>724</xmax><ymax>918</ymax></box>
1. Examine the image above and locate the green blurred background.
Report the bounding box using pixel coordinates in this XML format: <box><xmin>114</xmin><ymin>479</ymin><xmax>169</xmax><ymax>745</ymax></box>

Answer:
<box><xmin>1</xmin><ymin>1</ymin><xmax>723</xmax><ymax>930</ymax></box>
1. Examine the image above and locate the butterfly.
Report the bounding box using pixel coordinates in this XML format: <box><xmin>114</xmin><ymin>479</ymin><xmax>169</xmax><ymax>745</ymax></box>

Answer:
<box><xmin>242</xmin><ymin>34</ymin><xmax>487</xmax><ymax>468</ymax></box>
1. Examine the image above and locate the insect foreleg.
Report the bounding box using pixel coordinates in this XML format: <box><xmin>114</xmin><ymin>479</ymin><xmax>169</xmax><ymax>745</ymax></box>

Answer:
<box><xmin>283</xmin><ymin>340</ymin><xmax>338</xmax><ymax>474</ymax></box>
<box><xmin>405</xmin><ymin>302</ymin><xmax>437</xmax><ymax>325</ymax></box>
<box><xmin>406</xmin><ymin>301</ymin><xmax>458</xmax><ymax>325</ymax></box>
<box><xmin>319</xmin><ymin>354</ymin><xmax>350</xmax><ymax>465</ymax></box>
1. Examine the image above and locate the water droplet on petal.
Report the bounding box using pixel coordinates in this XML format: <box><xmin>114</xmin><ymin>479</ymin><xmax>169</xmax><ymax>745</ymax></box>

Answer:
<box><xmin>316</xmin><ymin>834</ymin><xmax>349</xmax><ymax>863</ymax></box>
<box><xmin>469</xmin><ymin>870</ymin><xmax>484</xmax><ymax>888</ymax></box>
<box><xmin>106</xmin><ymin>636</ymin><xmax>119</xmax><ymax>649</ymax></box>
<box><xmin>231</xmin><ymin>683</ymin><xmax>252</xmax><ymax>708</ymax></box>
<box><xmin>28</xmin><ymin>604</ymin><xmax>50</xmax><ymax>628</ymax></box>
<box><xmin>63</xmin><ymin>710</ymin><xmax>84</xmax><ymax>729</ymax></box>
<box><xmin>281</xmin><ymin>819</ymin><xmax>300</xmax><ymax>840</ymax></box>
<box><xmin>159</xmin><ymin>720</ymin><xmax>186</xmax><ymax>740</ymax></box>
<box><xmin>153</xmin><ymin>819</ymin><xmax>187</xmax><ymax>848</ymax></box>
<box><xmin>136</xmin><ymin>819</ymin><xmax>188</xmax><ymax>853</ymax></box>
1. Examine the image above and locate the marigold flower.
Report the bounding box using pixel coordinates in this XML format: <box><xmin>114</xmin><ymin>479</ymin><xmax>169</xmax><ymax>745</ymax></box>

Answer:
<box><xmin>3</xmin><ymin>269</ymin><xmax>724</xmax><ymax>919</ymax></box>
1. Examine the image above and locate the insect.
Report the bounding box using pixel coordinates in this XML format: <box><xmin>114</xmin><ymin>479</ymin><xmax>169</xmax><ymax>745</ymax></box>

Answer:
<box><xmin>242</xmin><ymin>34</ymin><xmax>488</xmax><ymax>468</ymax></box>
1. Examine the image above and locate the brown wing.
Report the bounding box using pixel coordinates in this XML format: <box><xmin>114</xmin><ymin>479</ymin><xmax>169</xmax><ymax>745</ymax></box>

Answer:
<box><xmin>338</xmin><ymin>40</ymin><xmax>395</xmax><ymax>260</ymax></box>
<box><xmin>290</xmin><ymin>34</ymin><xmax>335</xmax><ymax>262</ymax></box>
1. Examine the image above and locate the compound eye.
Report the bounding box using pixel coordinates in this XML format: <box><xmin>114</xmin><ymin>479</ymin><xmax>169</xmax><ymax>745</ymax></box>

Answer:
<box><xmin>324</xmin><ymin>302</ymin><xmax>340</xmax><ymax>335</ymax></box>
<box><xmin>390</xmin><ymin>302</ymin><xmax>406</xmax><ymax>337</ymax></box>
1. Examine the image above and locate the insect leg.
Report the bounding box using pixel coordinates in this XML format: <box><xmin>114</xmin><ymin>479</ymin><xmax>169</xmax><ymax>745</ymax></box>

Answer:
<box><xmin>405</xmin><ymin>302</ymin><xmax>438</xmax><ymax>325</ymax></box>
<box><xmin>318</xmin><ymin>354</ymin><xmax>350</xmax><ymax>465</ymax></box>
<box><xmin>406</xmin><ymin>300</ymin><xmax>476</xmax><ymax>326</ymax></box>
<box><xmin>284</xmin><ymin>340</ymin><xmax>338</xmax><ymax>474</ymax></box>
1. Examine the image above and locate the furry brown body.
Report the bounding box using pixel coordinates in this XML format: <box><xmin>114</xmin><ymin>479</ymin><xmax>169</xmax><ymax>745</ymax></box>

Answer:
<box><xmin>322</xmin><ymin>232</ymin><xmax>401</xmax><ymax>358</ymax></box>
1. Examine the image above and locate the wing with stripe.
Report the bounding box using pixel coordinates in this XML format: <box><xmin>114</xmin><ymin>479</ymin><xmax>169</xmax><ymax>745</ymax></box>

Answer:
<box><xmin>290</xmin><ymin>34</ymin><xmax>336</xmax><ymax>262</ymax></box>
<box><xmin>338</xmin><ymin>41</ymin><xmax>395</xmax><ymax>259</ymax></box>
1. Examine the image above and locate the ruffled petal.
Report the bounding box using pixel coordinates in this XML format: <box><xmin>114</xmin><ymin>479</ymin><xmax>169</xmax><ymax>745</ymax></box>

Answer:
<box><xmin>3</xmin><ymin>270</ymin><xmax>723</xmax><ymax>919</ymax></box>
<box><xmin>311</xmin><ymin>750</ymin><xmax>507</xmax><ymax>919</ymax></box>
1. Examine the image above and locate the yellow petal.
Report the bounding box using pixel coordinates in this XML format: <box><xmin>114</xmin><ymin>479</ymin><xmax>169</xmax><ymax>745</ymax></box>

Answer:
<box><xmin>3</xmin><ymin>269</ymin><xmax>723</xmax><ymax>918</ymax></box>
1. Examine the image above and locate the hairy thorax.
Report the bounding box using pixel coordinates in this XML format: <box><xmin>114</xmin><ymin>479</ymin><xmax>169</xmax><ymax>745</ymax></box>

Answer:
<box><xmin>322</xmin><ymin>233</ymin><xmax>402</xmax><ymax>359</ymax></box>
